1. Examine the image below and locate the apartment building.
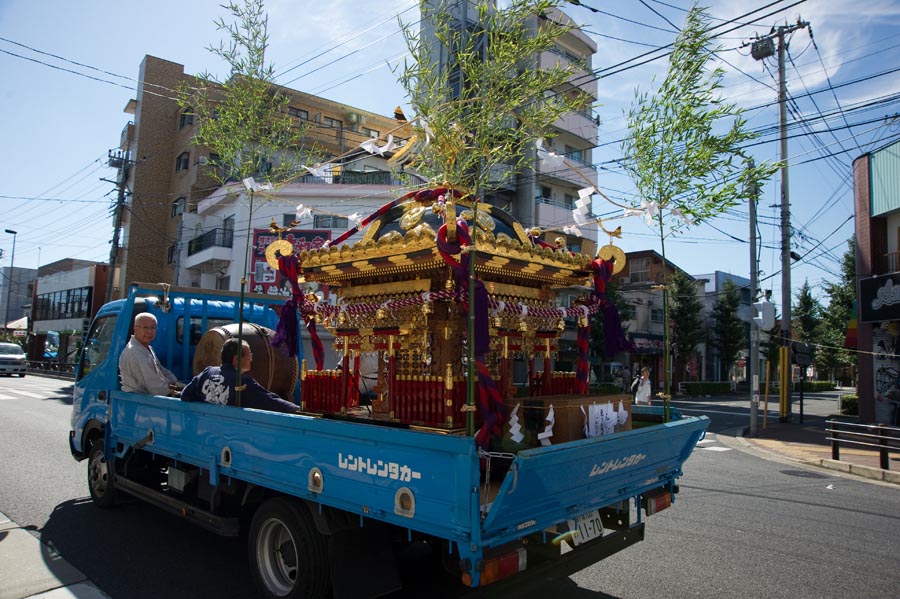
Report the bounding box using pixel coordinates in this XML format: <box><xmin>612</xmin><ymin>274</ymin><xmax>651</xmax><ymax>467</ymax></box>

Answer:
<box><xmin>419</xmin><ymin>2</ymin><xmax>600</xmax><ymax>252</ymax></box>
<box><xmin>614</xmin><ymin>250</ymin><xmax>693</xmax><ymax>389</ymax></box>
<box><xmin>693</xmin><ymin>271</ymin><xmax>752</xmax><ymax>383</ymax></box>
<box><xmin>111</xmin><ymin>55</ymin><xmax>411</xmax><ymax>298</ymax></box>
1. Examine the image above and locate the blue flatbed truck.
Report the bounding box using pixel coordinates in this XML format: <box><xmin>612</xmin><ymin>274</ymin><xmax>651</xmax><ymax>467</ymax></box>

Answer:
<box><xmin>69</xmin><ymin>282</ymin><xmax>708</xmax><ymax>598</ymax></box>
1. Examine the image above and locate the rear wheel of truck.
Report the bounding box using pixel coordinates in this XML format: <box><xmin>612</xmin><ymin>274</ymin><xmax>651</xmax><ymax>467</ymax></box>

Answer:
<box><xmin>87</xmin><ymin>440</ymin><xmax>116</xmax><ymax>508</ymax></box>
<box><xmin>249</xmin><ymin>498</ymin><xmax>330</xmax><ymax>599</ymax></box>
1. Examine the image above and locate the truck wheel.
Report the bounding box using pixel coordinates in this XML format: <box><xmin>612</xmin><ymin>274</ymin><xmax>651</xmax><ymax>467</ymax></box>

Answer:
<box><xmin>88</xmin><ymin>440</ymin><xmax>116</xmax><ymax>508</ymax></box>
<box><xmin>248</xmin><ymin>498</ymin><xmax>329</xmax><ymax>599</ymax></box>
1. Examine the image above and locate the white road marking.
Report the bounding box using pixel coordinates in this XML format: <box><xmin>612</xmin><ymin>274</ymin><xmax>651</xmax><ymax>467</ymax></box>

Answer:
<box><xmin>10</xmin><ymin>390</ymin><xmax>43</xmax><ymax>398</ymax></box>
<box><xmin>0</xmin><ymin>393</ymin><xmax>14</xmax><ymax>400</ymax></box>
<box><xmin>700</xmin><ymin>446</ymin><xmax>733</xmax><ymax>452</ymax></box>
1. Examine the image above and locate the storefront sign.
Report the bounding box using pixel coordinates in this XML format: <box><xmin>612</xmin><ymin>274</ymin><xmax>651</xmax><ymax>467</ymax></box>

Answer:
<box><xmin>859</xmin><ymin>273</ymin><xmax>900</xmax><ymax>323</ymax></box>
<box><xmin>250</xmin><ymin>229</ymin><xmax>331</xmax><ymax>296</ymax></box>
<box><xmin>630</xmin><ymin>333</ymin><xmax>664</xmax><ymax>354</ymax></box>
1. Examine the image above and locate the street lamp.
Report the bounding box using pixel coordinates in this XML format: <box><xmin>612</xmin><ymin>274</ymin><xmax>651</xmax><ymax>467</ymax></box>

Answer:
<box><xmin>4</xmin><ymin>229</ymin><xmax>16</xmax><ymax>332</ymax></box>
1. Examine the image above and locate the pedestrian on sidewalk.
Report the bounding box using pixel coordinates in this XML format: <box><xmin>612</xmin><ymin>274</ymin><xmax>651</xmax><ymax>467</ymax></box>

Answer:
<box><xmin>633</xmin><ymin>367</ymin><xmax>652</xmax><ymax>405</ymax></box>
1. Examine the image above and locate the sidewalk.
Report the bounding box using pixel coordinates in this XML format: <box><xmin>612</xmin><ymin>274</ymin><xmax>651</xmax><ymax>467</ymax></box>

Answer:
<box><xmin>0</xmin><ymin>511</ymin><xmax>109</xmax><ymax>599</ymax></box>
<box><xmin>720</xmin><ymin>412</ymin><xmax>900</xmax><ymax>485</ymax></box>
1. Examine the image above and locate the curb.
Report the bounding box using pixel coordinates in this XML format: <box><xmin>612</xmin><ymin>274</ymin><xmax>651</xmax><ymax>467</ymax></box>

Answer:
<box><xmin>716</xmin><ymin>427</ymin><xmax>899</xmax><ymax>487</ymax></box>
<box><xmin>814</xmin><ymin>458</ymin><xmax>900</xmax><ymax>485</ymax></box>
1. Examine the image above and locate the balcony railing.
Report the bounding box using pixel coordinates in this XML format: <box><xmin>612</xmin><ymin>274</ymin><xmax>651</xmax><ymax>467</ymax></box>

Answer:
<box><xmin>187</xmin><ymin>228</ymin><xmax>234</xmax><ymax>256</ymax></box>
<box><xmin>886</xmin><ymin>251</ymin><xmax>900</xmax><ymax>273</ymax></box>
<box><xmin>294</xmin><ymin>171</ymin><xmax>405</xmax><ymax>186</ymax></box>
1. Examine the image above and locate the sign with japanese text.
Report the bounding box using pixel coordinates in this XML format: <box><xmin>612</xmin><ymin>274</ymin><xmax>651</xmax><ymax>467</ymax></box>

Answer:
<box><xmin>250</xmin><ymin>229</ymin><xmax>331</xmax><ymax>296</ymax></box>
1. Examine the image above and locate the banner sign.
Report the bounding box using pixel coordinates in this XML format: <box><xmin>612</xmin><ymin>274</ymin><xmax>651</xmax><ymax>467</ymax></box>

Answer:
<box><xmin>630</xmin><ymin>333</ymin><xmax>664</xmax><ymax>354</ymax></box>
<box><xmin>250</xmin><ymin>229</ymin><xmax>331</xmax><ymax>296</ymax></box>
<box><xmin>859</xmin><ymin>273</ymin><xmax>900</xmax><ymax>323</ymax></box>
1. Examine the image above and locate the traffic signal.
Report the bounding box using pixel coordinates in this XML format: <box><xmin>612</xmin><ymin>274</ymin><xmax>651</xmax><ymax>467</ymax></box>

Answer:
<box><xmin>753</xmin><ymin>300</ymin><xmax>776</xmax><ymax>330</ymax></box>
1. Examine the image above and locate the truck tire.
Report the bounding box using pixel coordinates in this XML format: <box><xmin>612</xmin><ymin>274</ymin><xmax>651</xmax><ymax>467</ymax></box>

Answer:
<box><xmin>249</xmin><ymin>498</ymin><xmax>329</xmax><ymax>599</ymax></box>
<box><xmin>87</xmin><ymin>440</ymin><xmax>116</xmax><ymax>508</ymax></box>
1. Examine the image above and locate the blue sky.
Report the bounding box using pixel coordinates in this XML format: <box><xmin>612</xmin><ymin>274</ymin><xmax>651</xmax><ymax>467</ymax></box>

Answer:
<box><xmin>1</xmin><ymin>0</ymin><xmax>898</xmax><ymax>314</ymax></box>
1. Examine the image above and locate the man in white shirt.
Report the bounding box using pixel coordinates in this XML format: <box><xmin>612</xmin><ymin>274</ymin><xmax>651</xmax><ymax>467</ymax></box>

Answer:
<box><xmin>119</xmin><ymin>312</ymin><xmax>181</xmax><ymax>395</ymax></box>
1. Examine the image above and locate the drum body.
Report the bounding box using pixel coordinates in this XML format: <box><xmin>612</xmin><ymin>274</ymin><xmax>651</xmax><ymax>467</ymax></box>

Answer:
<box><xmin>193</xmin><ymin>323</ymin><xmax>298</xmax><ymax>402</ymax></box>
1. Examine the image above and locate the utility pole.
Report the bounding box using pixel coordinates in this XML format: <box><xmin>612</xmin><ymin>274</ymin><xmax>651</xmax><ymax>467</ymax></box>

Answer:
<box><xmin>106</xmin><ymin>149</ymin><xmax>131</xmax><ymax>303</ymax></box>
<box><xmin>747</xmin><ymin>17</ymin><xmax>809</xmax><ymax>423</ymax></box>
<box><xmin>748</xmin><ymin>160</ymin><xmax>759</xmax><ymax>437</ymax></box>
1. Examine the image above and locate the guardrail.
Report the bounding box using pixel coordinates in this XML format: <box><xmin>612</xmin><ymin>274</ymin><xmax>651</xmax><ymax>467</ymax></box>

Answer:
<box><xmin>28</xmin><ymin>360</ymin><xmax>76</xmax><ymax>378</ymax></box>
<box><xmin>676</xmin><ymin>381</ymin><xmax>737</xmax><ymax>394</ymax></box>
<box><xmin>826</xmin><ymin>419</ymin><xmax>900</xmax><ymax>470</ymax></box>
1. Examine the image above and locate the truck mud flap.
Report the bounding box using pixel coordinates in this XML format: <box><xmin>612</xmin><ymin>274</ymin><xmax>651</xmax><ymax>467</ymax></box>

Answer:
<box><xmin>481</xmin><ymin>416</ymin><xmax>708</xmax><ymax>542</ymax></box>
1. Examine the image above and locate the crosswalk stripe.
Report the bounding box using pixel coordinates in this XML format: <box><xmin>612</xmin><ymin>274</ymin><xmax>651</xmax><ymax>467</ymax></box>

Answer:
<box><xmin>0</xmin><ymin>393</ymin><xmax>14</xmax><ymax>400</ymax></box>
<box><xmin>11</xmin><ymin>390</ymin><xmax>43</xmax><ymax>398</ymax></box>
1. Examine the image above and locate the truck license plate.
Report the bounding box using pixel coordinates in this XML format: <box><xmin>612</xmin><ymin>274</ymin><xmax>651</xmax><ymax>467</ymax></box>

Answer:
<box><xmin>567</xmin><ymin>510</ymin><xmax>604</xmax><ymax>546</ymax></box>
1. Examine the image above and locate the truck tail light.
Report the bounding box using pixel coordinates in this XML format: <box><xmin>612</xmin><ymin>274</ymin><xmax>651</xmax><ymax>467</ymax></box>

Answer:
<box><xmin>465</xmin><ymin>547</ymin><xmax>527</xmax><ymax>587</ymax></box>
<box><xmin>642</xmin><ymin>488</ymin><xmax>672</xmax><ymax>516</ymax></box>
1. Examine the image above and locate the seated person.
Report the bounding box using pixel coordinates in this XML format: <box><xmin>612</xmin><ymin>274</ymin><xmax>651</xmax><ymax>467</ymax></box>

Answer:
<box><xmin>181</xmin><ymin>338</ymin><xmax>300</xmax><ymax>414</ymax></box>
<box><xmin>119</xmin><ymin>312</ymin><xmax>182</xmax><ymax>396</ymax></box>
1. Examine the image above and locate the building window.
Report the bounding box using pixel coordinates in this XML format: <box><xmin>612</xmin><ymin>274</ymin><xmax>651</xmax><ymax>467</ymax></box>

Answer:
<box><xmin>35</xmin><ymin>286</ymin><xmax>92</xmax><ymax>321</ymax></box>
<box><xmin>288</xmin><ymin>106</ymin><xmax>308</xmax><ymax>120</ymax></box>
<box><xmin>631</xmin><ymin>256</ymin><xmax>651</xmax><ymax>283</ymax></box>
<box><xmin>171</xmin><ymin>197</ymin><xmax>185</xmax><ymax>218</ymax></box>
<box><xmin>323</xmin><ymin>116</ymin><xmax>342</xmax><ymax>129</ymax></box>
<box><xmin>650</xmin><ymin>308</ymin><xmax>664</xmax><ymax>323</ymax></box>
<box><xmin>540</xmin><ymin>186</ymin><xmax>552</xmax><ymax>200</ymax></box>
<box><xmin>208</xmin><ymin>153</ymin><xmax>220</xmax><ymax>167</ymax></box>
<box><xmin>179</xmin><ymin>108</ymin><xmax>194</xmax><ymax>129</ymax></box>
<box><xmin>216</xmin><ymin>276</ymin><xmax>230</xmax><ymax>291</ymax></box>
<box><xmin>564</xmin><ymin>194</ymin><xmax>575</xmax><ymax>208</ymax></box>
<box><xmin>175</xmin><ymin>152</ymin><xmax>190</xmax><ymax>172</ymax></box>
<box><xmin>565</xmin><ymin>145</ymin><xmax>585</xmax><ymax>164</ymax></box>
<box><xmin>222</xmin><ymin>215</ymin><xmax>235</xmax><ymax>247</ymax></box>
<box><xmin>361</xmin><ymin>127</ymin><xmax>380</xmax><ymax>139</ymax></box>
<box><xmin>167</xmin><ymin>244</ymin><xmax>177</xmax><ymax>264</ymax></box>
<box><xmin>314</xmin><ymin>214</ymin><xmax>348</xmax><ymax>229</ymax></box>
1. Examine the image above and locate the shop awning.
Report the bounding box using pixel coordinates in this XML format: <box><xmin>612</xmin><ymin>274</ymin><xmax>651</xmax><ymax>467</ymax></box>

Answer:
<box><xmin>4</xmin><ymin>316</ymin><xmax>28</xmax><ymax>330</ymax></box>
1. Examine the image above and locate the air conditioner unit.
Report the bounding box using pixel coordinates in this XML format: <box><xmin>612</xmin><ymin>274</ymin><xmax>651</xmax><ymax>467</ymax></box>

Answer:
<box><xmin>198</xmin><ymin>156</ymin><xmax>209</xmax><ymax>165</ymax></box>
<box><xmin>619</xmin><ymin>276</ymin><xmax>630</xmax><ymax>285</ymax></box>
<box><xmin>347</xmin><ymin>112</ymin><xmax>360</xmax><ymax>124</ymax></box>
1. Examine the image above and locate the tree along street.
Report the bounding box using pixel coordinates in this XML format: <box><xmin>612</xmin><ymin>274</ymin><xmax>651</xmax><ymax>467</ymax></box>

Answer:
<box><xmin>0</xmin><ymin>375</ymin><xmax>897</xmax><ymax>598</ymax></box>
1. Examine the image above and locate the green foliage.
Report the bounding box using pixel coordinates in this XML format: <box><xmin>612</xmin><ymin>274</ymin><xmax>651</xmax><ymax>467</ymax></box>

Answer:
<box><xmin>621</xmin><ymin>5</ymin><xmax>778</xmax><ymax>231</ymax></box>
<box><xmin>397</xmin><ymin>0</ymin><xmax>589</xmax><ymax>194</ymax></box>
<box><xmin>669</xmin><ymin>271</ymin><xmax>704</xmax><ymax>382</ymax></box>
<box><xmin>817</xmin><ymin>238</ymin><xmax>856</xmax><ymax>375</ymax></box>
<box><xmin>840</xmin><ymin>393</ymin><xmax>858</xmax><ymax>415</ymax></box>
<box><xmin>621</xmin><ymin>4</ymin><xmax>778</xmax><ymax>395</ymax></box>
<box><xmin>796</xmin><ymin>380</ymin><xmax>835</xmax><ymax>392</ymax></box>
<box><xmin>712</xmin><ymin>279</ymin><xmax>746</xmax><ymax>380</ymax></box>
<box><xmin>793</xmin><ymin>279</ymin><xmax>822</xmax><ymax>345</ymax></box>
<box><xmin>177</xmin><ymin>0</ymin><xmax>317</xmax><ymax>185</ymax></box>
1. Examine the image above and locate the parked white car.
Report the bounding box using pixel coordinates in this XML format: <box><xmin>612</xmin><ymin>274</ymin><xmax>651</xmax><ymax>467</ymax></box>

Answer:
<box><xmin>0</xmin><ymin>342</ymin><xmax>26</xmax><ymax>376</ymax></box>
